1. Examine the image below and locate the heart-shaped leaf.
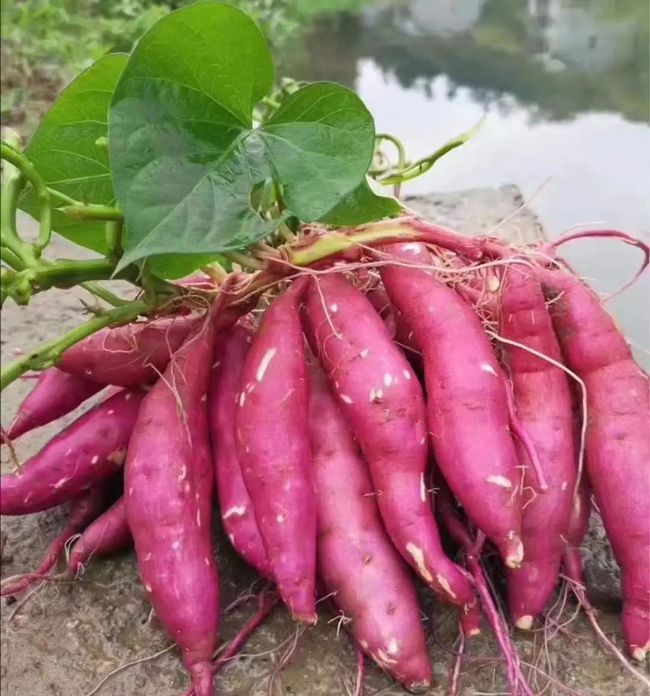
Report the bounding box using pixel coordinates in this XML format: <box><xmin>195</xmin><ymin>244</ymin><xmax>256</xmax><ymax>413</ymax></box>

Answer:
<box><xmin>319</xmin><ymin>179</ymin><xmax>402</xmax><ymax>226</ymax></box>
<box><xmin>109</xmin><ymin>1</ymin><xmax>375</xmax><ymax>271</ymax></box>
<box><xmin>21</xmin><ymin>53</ymin><xmax>127</xmax><ymax>253</ymax></box>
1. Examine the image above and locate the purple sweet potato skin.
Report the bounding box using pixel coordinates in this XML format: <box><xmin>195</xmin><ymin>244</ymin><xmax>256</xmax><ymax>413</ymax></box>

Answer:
<box><xmin>125</xmin><ymin>315</ymin><xmax>220</xmax><ymax>696</ymax></box>
<box><xmin>58</xmin><ymin>315</ymin><xmax>199</xmax><ymax>387</ymax></box>
<box><xmin>500</xmin><ymin>266</ymin><xmax>576</xmax><ymax>627</ymax></box>
<box><xmin>304</xmin><ymin>273</ymin><xmax>473</xmax><ymax>606</ymax></box>
<box><xmin>6</xmin><ymin>368</ymin><xmax>103</xmax><ymax>441</ymax></box>
<box><xmin>69</xmin><ymin>497</ymin><xmax>131</xmax><ymax>576</ymax></box>
<box><xmin>309</xmin><ymin>365</ymin><xmax>431</xmax><ymax>690</ymax></box>
<box><xmin>563</xmin><ymin>479</ymin><xmax>591</xmax><ymax>588</ymax></box>
<box><xmin>237</xmin><ymin>280</ymin><xmax>317</xmax><ymax>623</ymax></box>
<box><xmin>541</xmin><ymin>268</ymin><xmax>650</xmax><ymax>659</ymax></box>
<box><xmin>209</xmin><ymin>324</ymin><xmax>271</xmax><ymax>578</ymax></box>
<box><xmin>1</xmin><ymin>388</ymin><xmax>144</xmax><ymax>515</ymax></box>
<box><xmin>380</xmin><ymin>242</ymin><xmax>523</xmax><ymax>568</ymax></box>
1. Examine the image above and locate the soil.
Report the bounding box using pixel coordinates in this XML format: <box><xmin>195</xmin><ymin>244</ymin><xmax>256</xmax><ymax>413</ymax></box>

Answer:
<box><xmin>1</xmin><ymin>188</ymin><xmax>647</xmax><ymax>695</ymax></box>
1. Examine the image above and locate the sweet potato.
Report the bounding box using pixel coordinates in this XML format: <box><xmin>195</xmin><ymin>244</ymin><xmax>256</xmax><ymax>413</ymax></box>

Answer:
<box><xmin>309</xmin><ymin>364</ymin><xmax>432</xmax><ymax>690</ymax></box>
<box><xmin>4</xmin><ymin>368</ymin><xmax>103</xmax><ymax>441</ymax></box>
<box><xmin>68</xmin><ymin>497</ymin><xmax>131</xmax><ymax>577</ymax></box>
<box><xmin>379</xmin><ymin>242</ymin><xmax>523</xmax><ymax>568</ymax></box>
<box><xmin>563</xmin><ymin>479</ymin><xmax>591</xmax><ymax>589</ymax></box>
<box><xmin>304</xmin><ymin>273</ymin><xmax>473</xmax><ymax>606</ymax></box>
<box><xmin>209</xmin><ymin>323</ymin><xmax>270</xmax><ymax>578</ymax></box>
<box><xmin>540</xmin><ymin>267</ymin><xmax>650</xmax><ymax>660</ymax></box>
<box><xmin>125</xmin><ymin>313</ymin><xmax>220</xmax><ymax>696</ymax></box>
<box><xmin>1</xmin><ymin>487</ymin><xmax>105</xmax><ymax>597</ymax></box>
<box><xmin>58</xmin><ymin>315</ymin><xmax>199</xmax><ymax>387</ymax></box>
<box><xmin>499</xmin><ymin>265</ymin><xmax>576</xmax><ymax>628</ymax></box>
<box><xmin>1</xmin><ymin>388</ymin><xmax>144</xmax><ymax>515</ymax></box>
<box><xmin>237</xmin><ymin>279</ymin><xmax>317</xmax><ymax>622</ymax></box>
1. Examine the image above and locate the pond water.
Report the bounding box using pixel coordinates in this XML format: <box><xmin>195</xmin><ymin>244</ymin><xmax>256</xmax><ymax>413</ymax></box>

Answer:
<box><xmin>272</xmin><ymin>0</ymin><xmax>650</xmax><ymax>361</ymax></box>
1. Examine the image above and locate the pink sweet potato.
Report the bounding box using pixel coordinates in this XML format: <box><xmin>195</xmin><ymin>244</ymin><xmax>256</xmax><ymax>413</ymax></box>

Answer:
<box><xmin>5</xmin><ymin>368</ymin><xmax>103</xmax><ymax>441</ymax></box>
<box><xmin>68</xmin><ymin>497</ymin><xmax>131</xmax><ymax>577</ymax></box>
<box><xmin>237</xmin><ymin>279</ymin><xmax>317</xmax><ymax>622</ymax></box>
<box><xmin>1</xmin><ymin>487</ymin><xmax>105</xmax><ymax>597</ymax></box>
<box><xmin>1</xmin><ymin>388</ymin><xmax>144</xmax><ymax>515</ymax></box>
<box><xmin>539</xmin><ymin>267</ymin><xmax>650</xmax><ymax>659</ymax></box>
<box><xmin>304</xmin><ymin>273</ymin><xmax>474</xmax><ymax>606</ymax></box>
<box><xmin>379</xmin><ymin>242</ymin><xmax>523</xmax><ymax>568</ymax></box>
<box><xmin>563</xmin><ymin>479</ymin><xmax>591</xmax><ymax>589</ymax></box>
<box><xmin>209</xmin><ymin>323</ymin><xmax>270</xmax><ymax>578</ymax></box>
<box><xmin>58</xmin><ymin>315</ymin><xmax>199</xmax><ymax>386</ymax></box>
<box><xmin>125</xmin><ymin>313</ymin><xmax>220</xmax><ymax>696</ymax></box>
<box><xmin>309</xmin><ymin>364</ymin><xmax>432</xmax><ymax>690</ymax></box>
<box><xmin>499</xmin><ymin>265</ymin><xmax>576</xmax><ymax>628</ymax></box>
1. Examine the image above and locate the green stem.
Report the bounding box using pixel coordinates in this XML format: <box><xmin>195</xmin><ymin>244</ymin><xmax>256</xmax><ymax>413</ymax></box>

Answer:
<box><xmin>0</xmin><ymin>301</ymin><xmax>149</xmax><ymax>390</ymax></box>
<box><xmin>81</xmin><ymin>282</ymin><xmax>130</xmax><ymax>307</ymax></box>
<box><xmin>1</xmin><ymin>141</ymin><xmax>51</xmax><ymax>254</ymax></box>
<box><xmin>58</xmin><ymin>203</ymin><xmax>123</xmax><ymax>222</ymax></box>
<box><xmin>375</xmin><ymin>133</ymin><xmax>406</xmax><ymax>170</ymax></box>
<box><xmin>33</xmin><ymin>257</ymin><xmax>121</xmax><ymax>289</ymax></box>
<box><xmin>225</xmin><ymin>251</ymin><xmax>264</xmax><ymax>271</ymax></box>
<box><xmin>106</xmin><ymin>219</ymin><xmax>124</xmax><ymax>261</ymax></box>
<box><xmin>0</xmin><ymin>246</ymin><xmax>25</xmax><ymax>270</ymax></box>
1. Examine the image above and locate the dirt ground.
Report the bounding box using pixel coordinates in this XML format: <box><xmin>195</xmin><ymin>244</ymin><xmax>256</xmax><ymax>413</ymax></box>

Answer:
<box><xmin>1</xmin><ymin>187</ymin><xmax>647</xmax><ymax>695</ymax></box>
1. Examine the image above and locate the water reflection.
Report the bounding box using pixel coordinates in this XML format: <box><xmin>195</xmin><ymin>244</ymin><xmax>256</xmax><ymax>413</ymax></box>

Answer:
<box><xmin>271</xmin><ymin>0</ymin><xmax>649</xmax><ymax>358</ymax></box>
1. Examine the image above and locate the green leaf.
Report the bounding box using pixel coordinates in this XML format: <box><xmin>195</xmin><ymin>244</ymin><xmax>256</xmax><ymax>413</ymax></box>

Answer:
<box><xmin>148</xmin><ymin>252</ymin><xmax>227</xmax><ymax>279</ymax></box>
<box><xmin>109</xmin><ymin>2</ymin><xmax>375</xmax><ymax>270</ymax></box>
<box><xmin>319</xmin><ymin>179</ymin><xmax>402</xmax><ymax>226</ymax></box>
<box><xmin>21</xmin><ymin>54</ymin><xmax>127</xmax><ymax>253</ymax></box>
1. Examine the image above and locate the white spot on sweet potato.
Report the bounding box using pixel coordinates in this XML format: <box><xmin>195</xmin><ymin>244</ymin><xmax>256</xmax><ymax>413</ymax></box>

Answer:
<box><xmin>172</xmin><ymin>540</ymin><xmax>181</xmax><ymax>551</ymax></box>
<box><xmin>91</xmin><ymin>455</ymin><xmax>99</xmax><ymax>465</ymax></box>
<box><xmin>177</xmin><ymin>465</ymin><xmax>187</xmax><ymax>482</ymax></box>
<box><xmin>369</xmin><ymin>388</ymin><xmax>384</xmax><ymax>402</ymax></box>
<box><xmin>387</xmin><ymin>637</ymin><xmax>400</xmax><ymax>655</ymax></box>
<box><xmin>384</xmin><ymin>373</ymin><xmax>394</xmax><ymax>387</ymax></box>
<box><xmin>561</xmin><ymin>481</ymin><xmax>568</xmax><ymax>491</ymax></box>
<box><xmin>436</xmin><ymin>573</ymin><xmax>457</xmax><ymax>599</ymax></box>
<box><xmin>420</xmin><ymin>474</ymin><xmax>427</xmax><ymax>502</ymax></box>
<box><xmin>516</xmin><ymin>615</ymin><xmax>533</xmax><ymax>630</ymax></box>
<box><xmin>402</xmin><ymin>243</ymin><xmax>421</xmax><ymax>253</ymax></box>
<box><xmin>403</xmin><ymin>370</ymin><xmax>411</xmax><ymax>380</ymax></box>
<box><xmin>53</xmin><ymin>477</ymin><xmax>71</xmax><ymax>489</ymax></box>
<box><xmin>406</xmin><ymin>543</ymin><xmax>433</xmax><ymax>582</ymax></box>
<box><xmin>276</xmin><ymin>514</ymin><xmax>285</xmax><ymax>524</ymax></box>
<box><xmin>339</xmin><ymin>394</ymin><xmax>353</xmax><ymax>404</ymax></box>
<box><xmin>144</xmin><ymin>552</ymin><xmax>152</xmax><ymax>561</ymax></box>
<box><xmin>256</xmin><ymin>348</ymin><xmax>277</xmax><ymax>381</ymax></box>
<box><xmin>128</xmin><ymin>487</ymin><xmax>134</xmax><ymax>496</ymax></box>
<box><xmin>228</xmin><ymin>533</ymin><xmax>235</xmax><ymax>545</ymax></box>
<box><xmin>200</xmin><ymin>394</ymin><xmax>207</xmax><ymax>403</ymax></box>
<box><xmin>107</xmin><ymin>410</ymin><xmax>114</xmax><ymax>415</ymax></box>
<box><xmin>375</xmin><ymin>649</ymin><xmax>397</xmax><ymax>666</ymax></box>
<box><xmin>359</xmin><ymin>349</ymin><xmax>369</xmax><ymax>359</ymax></box>
<box><xmin>196</xmin><ymin>509</ymin><xmax>202</xmax><ymax>527</ymax></box>
<box><xmin>125</xmin><ymin>393</ymin><xmax>132</xmax><ymax>401</ymax></box>
<box><xmin>65</xmin><ymin>448</ymin><xmax>73</xmax><ymax>456</ymax></box>
<box><xmin>239</xmin><ymin>391</ymin><xmax>246</xmax><ymax>407</ymax></box>
<box><xmin>330</xmin><ymin>303</ymin><xmax>338</xmax><ymax>313</ymax></box>
<box><xmin>360</xmin><ymin>640</ymin><xmax>368</xmax><ymax>650</ymax></box>
<box><xmin>205</xmin><ymin>557</ymin><xmax>211</xmax><ymax>567</ymax></box>
<box><xmin>481</xmin><ymin>363</ymin><xmax>498</xmax><ymax>376</ymax></box>
<box><xmin>223</xmin><ymin>505</ymin><xmax>247</xmax><ymax>520</ymax></box>
<box><xmin>486</xmin><ymin>475</ymin><xmax>512</xmax><ymax>489</ymax></box>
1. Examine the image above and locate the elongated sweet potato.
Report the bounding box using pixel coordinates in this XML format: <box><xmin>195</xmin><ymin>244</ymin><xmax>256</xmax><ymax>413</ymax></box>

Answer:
<box><xmin>1</xmin><ymin>487</ymin><xmax>105</xmax><ymax>597</ymax></box>
<box><xmin>309</xmin><ymin>364</ymin><xmax>432</xmax><ymax>691</ymax></box>
<box><xmin>5</xmin><ymin>368</ymin><xmax>103</xmax><ymax>441</ymax></box>
<box><xmin>237</xmin><ymin>279</ymin><xmax>317</xmax><ymax>622</ymax></box>
<box><xmin>379</xmin><ymin>242</ymin><xmax>523</xmax><ymax>568</ymax></box>
<box><xmin>125</xmin><ymin>312</ymin><xmax>220</xmax><ymax>696</ymax></box>
<box><xmin>539</xmin><ymin>267</ymin><xmax>650</xmax><ymax>659</ymax></box>
<box><xmin>1</xmin><ymin>388</ymin><xmax>144</xmax><ymax>515</ymax></box>
<box><xmin>58</xmin><ymin>315</ymin><xmax>199</xmax><ymax>387</ymax></box>
<box><xmin>68</xmin><ymin>497</ymin><xmax>131</xmax><ymax>577</ymax></box>
<box><xmin>304</xmin><ymin>273</ymin><xmax>473</xmax><ymax>606</ymax></box>
<box><xmin>499</xmin><ymin>265</ymin><xmax>576</xmax><ymax>628</ymax></box>
<box><xmin>209</xmin><ymin>324</ymin><xmax>270</xmax><ymax>578</ymax></box>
